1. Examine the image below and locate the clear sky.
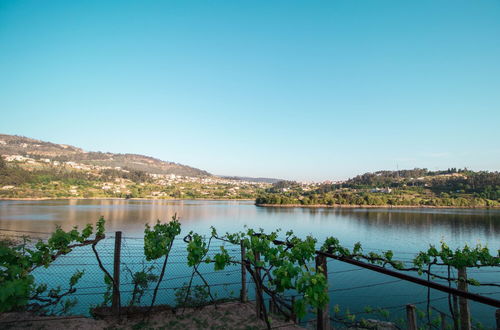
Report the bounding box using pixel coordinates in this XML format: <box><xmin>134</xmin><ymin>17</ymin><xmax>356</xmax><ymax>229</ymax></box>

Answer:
<box><xmin>1</xmin><ymin>1</ymin><xmax>499</xmax><ymax>181</ymax></box>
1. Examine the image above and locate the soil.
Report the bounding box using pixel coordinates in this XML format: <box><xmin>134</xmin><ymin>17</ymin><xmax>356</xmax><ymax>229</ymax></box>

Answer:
<box><xmin>0</xmin><ymin>302</ymin><xmax>302</xmax><ymax>330</ymax></box>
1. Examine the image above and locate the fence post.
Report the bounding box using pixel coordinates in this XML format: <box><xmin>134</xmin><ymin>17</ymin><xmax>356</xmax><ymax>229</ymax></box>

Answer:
<box><xmin>457</xmin><ymin>267</ymin><xmax>471</xmax><ymax>330</ymax></box>
<box><xmin>406</xmin><ymin>304</ymin><xmax>417</xmax><ymax>330</ymax></box>
<box><xmin>315</xmin><ymin>254</ymin><xmax>329</xmax><ymax>330</ymax></box>
<box><xmin>452</xmin><ymin>294</ymin><xmax>459</xmax><ymax>330</ymax></box>
<box><xmin>290</xmin><ymin>295</ymin><xmax>297</xmax><ymax>324</ymax></box>
<box><xmin>255</xmin><ymin>251</ymin><xmax>262</xmax><ymax>319</ymax></box>
<box><xmin>240</xmin><ymin>240</ymin><xmax>247</xmax><ymax>303</ymax></box>
<box><xmin>112</xmin><ymin>231</ymin><xmax>122</xmax><ymax>316</ymax></box>
<box><xmin>439</xmin><ymin>311</ymin><xmax>447</xmax><ymax>330</ymax></box>
<box><xmin>495</xmin><ymin>309</ymin><xmax>499</xmax><ymax>330</ymax></box>
<box><xmin>269</xmin><ymin>299</ymin><xmax>276</xmax><ymax>314</ymax></box>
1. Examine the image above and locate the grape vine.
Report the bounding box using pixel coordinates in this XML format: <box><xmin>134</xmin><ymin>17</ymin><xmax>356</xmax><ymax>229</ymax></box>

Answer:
<box><xmin>143</xmin><ymin>214</ymin><xmax>181</xmax><ymax>311</ymax></box>
<box><xmin>0</xmin><ymin>217</ymin><xmax>106</xmax><ymax>313</ymax></box>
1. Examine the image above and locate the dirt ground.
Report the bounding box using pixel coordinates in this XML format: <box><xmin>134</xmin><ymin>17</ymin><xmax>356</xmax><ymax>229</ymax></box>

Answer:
<box><xmin>0</xmin><ymin>302</ymin><xmax>302</xmax><ymax>330</ymax></box>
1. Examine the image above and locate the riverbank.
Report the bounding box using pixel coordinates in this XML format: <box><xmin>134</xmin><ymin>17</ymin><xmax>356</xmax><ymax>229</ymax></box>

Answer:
<box><xmin>255</xmin><ymin>203</ymin><xmax>500</xmax><ymax>209</ymax></box>
<box><xmin>2</xmin><ymin>198</ymin><xmax>498</xmax><ymax>209</ymax></box>
<box><xmin>0</xmin><ymin>197</ymin><xmax>254</xmax><ymax>201</ymax></box>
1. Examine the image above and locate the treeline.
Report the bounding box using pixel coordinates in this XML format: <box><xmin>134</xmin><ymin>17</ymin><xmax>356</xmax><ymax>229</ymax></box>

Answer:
<box><xmin>339</xmin><ymin>169</ymin><xmax>500</xmax><ymax>200</ymax></box>
<box><xmin>347</xmin><ymin>168</ymin><xmax>429</xmax><ymax>186</ymax></box>
<box><xmin>256</xmin><ymin>191</ymin><xmax>499</xmax><ymax>207</ymax></box>
<box><xmin>256</xmin><ymin>169</ymin><xmax>500</xmax><ymax>208</ymax></box>
<box><xmin>345</xmin><ymin>168</ymin><xmax>467</xmax><ymax>186</ymax></box>
<box><xmin>0</xmin><ymin>157</ymin><xmax>151</xmax><ymax>186</ymax></box>
<box><xmin>100</xmin><ymin>168</ymin><xmax>152</xmax><ymax>183</ymax></box>
<box><xmin>428</xmin><ymin>172</ymin><xmax>500</xmax><ymax>200</ymax></box>
<box><xmin>0</xmin><ymin>157</ymin><xmax>32</xmax><ymax>185</ymax></box>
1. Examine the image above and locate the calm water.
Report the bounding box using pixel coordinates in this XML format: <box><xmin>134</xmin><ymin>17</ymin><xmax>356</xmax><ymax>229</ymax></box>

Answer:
<box><xmin>1</xmin><ymin>199</ymin><xmax>499</xmax><ymax>326</ymax></box>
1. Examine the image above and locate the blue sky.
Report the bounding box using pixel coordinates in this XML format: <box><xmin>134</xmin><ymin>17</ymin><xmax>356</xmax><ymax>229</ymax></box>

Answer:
<box><xmin>1</xmin><ymin>1</ymin><xmax>499</xmax><ymax>181</ymax></box>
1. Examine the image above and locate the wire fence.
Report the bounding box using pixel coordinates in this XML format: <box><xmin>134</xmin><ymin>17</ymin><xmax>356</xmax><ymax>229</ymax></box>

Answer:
<box><xmin>27</xmin><ymin>234</ymin><xmax>252</xmax><ymax>316</ymax></box>
<box><xmin>1</xmin><ymin>228</ymin><xmax>500</xmax><ymax>329</ymax></box>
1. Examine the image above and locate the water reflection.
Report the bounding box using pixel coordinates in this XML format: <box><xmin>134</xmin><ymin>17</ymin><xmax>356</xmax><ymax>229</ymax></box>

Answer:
<box><xmin>1</xmin><ymin>200</ymin><xmax>499</xmax><ymax>251</ymax></box>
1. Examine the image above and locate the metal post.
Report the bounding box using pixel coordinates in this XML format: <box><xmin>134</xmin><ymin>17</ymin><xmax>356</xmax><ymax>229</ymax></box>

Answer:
<box><xmin>112</xmin><ymin>231</ymin><xmax>122</xmax><ymax>316</ymax></box>
<box><xmin>406</xmin><ymin>304</ymin><xmax>417</xmax><ymax>330</ymax></box>
<box><xmin>240</xmin><ymin>240</ymin><xmax>247</xmax><ymax>303</ymax></box>
<box><xmin>495</xmin><ymin>309</ymin><xmax>499</xmax><ymax>330</ymax></box>
<box><xmin>458</xmin><ymin>267</ymin><xmax>471</xmax><ymax>330</ymax></box>
<box><xmin>315</xmin><ymin>254</ymin><xmax>329</xmax><ymax>330</ymax></box>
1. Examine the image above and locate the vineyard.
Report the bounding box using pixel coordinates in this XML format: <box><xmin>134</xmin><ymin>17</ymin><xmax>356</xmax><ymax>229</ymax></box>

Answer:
<box><xmin>0</xmin><ymin>216</ymin><xmax>499</xmax><ymax>329</ymax></box>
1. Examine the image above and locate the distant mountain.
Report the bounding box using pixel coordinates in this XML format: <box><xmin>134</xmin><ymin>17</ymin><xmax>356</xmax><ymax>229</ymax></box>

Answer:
<box><xmin>221</xmin><ymin>176</ymin><xmax>282</xmax><ymax>184</ymax></box>
<box><xmin>0</xmin><ymin>134</ymin><xmax>211</xmax><ymax>177</ymax></box>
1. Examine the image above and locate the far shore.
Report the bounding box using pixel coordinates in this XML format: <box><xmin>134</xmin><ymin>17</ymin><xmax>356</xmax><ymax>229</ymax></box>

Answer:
<box><xmin>255</xmin><ymin>203</ymin><xmax>500</xmax><ymax>210</ymax></box>
<box><xmin>0</xmin><ymin>197</ymin><xmax>255</xmax><ymax>202</ymax></box>
<box><xmin>1</xmin><ymin>198</ymin><xmax>498</xmax><ymax>209</ymax></box>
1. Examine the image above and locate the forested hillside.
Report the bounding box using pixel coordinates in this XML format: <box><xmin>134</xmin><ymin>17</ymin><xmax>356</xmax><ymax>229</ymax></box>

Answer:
<box><xmin>256</xmin><ymin>169</ymin><xmax>500</xmax><ymax>208</ymax></box>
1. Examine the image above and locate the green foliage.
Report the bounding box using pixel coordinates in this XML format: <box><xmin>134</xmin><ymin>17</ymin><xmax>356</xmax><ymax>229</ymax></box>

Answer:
<box><xmin>213</xmin><ymin>246</ymin><xmax>231</xmax><ymax>271</ymax></box>
<box><xmin>186</xmin><ymin>233</ymin><xmax>208</xmax><ymax>267</ymax></box>
<box><xmin>100</xmin><ymin>274</ymin><xmax>113</xmax><ymax>307</ymax></box>
<box><xmin>0</xmin><ymin>218</ymin><xmax>106</xmax><ymax>313</ymax></box>
<box><xmin>214</xmin><ymin>228</ymin><xmax>329</xmax><ymax>319</ymax></box>
<box><xmin>144</xmin><ymin>215</ymin><xmax>181</xmax><ymax>261</ymax></box>
<box><xmin>332</xmin><ymin>304</ymin><xmax>358</xmax><ymax>325</ymax></box>
<box><xmin>413</xmin><ymin>241</ymin><xmax>500</xmax><ymax>278</ymax></box>
<box><xmin>0</xmin><ymin>239</ymin><xmax>34</xmax><ymax>312</ymax></box>
<box><xmin>0</xmin><ymin>157</ymin><xmax>34</xmax><ymax>185</ymax></box>
<box><xmin>295</xmin><ymin>270</ymin><xmax>328</xmax><ymax>316</ymax></box>
<box><xmin>174</xmin><ymin>284</ymin><xmax>211</xmax><ymax>307</ymax></box>
<box><xmin>127</xmin><ymin>265</ymin><xmax>158</xmax><ymax>306</ymax></box>
<box><xmin>185</xmin><ymin>228</ymin><xmax>233</xmax><ymax>272</ymax></box>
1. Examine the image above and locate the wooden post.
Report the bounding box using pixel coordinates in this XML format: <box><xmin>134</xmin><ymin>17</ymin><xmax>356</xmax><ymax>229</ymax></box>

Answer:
<box><xmin>406</xmin><ymin>304</ymin><xmax>417</xmax><ymax>330</ymax></box>
<box><xmin>453</xmin><ymin>294</ymin><xmax>459</xmax><ymax>330</ymax></box>
<box><xmin>290</xmin><ymin>295</ymin><xmax>297</xmax><ymax>324</ymax></box>
<box><xmin>112</xmin><ymin>231</ymin><xmax>122</xmax><ymax>316</ymax></box>
<box><xmin>269</xmin><ymin>299</ymin><xmax>276</xmax><ymax>314</ymax></box>
<box><xmin>439</xmin><ymin>311</ymin><xmax>447</xmax><ymax>330</ymax></box>
<box><xmin>315</xmin><ymin>254</ymin><xmax>329</xmax><ymax>330</ymax></box>
<box><xmin>457</xmin><ymin>267</ymin><xmax>471</xmax><ymax>330</ymax></box>
<box><xmin>255</xmin><ymin>251</ymin><xmax>262</xmax><ymax>319</ymax></box>
<box><xmin>240</xmin><ymin>241</ymin><xmax>247</xmax><ymax>303</ymax></box>
<box><xmin>495</xmin><ymin>309</ymin><xmax>500</xmax><ymax>330</ymax></box>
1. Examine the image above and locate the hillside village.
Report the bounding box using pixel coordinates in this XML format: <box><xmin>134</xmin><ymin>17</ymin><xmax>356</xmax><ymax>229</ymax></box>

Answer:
<box><xmin>0</xmin><ymin>153</ymin><xmax>273</xmax><ymax>199</ymax></box>
<box><xmin>0</xmin><ymin>135</ymin><xmax>276</xmax><ymax>199</ymax></box>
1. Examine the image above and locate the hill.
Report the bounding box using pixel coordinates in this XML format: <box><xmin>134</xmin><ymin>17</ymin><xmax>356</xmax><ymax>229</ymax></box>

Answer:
<box><xmin>256</xmin><ymin>168</ymin><xmax>500</xmax><ymax>208</ymax></box>
<box><xmin>0</xmin><ymin>134</ymin><xmax>210</xmax><ymax>177</ymax></box>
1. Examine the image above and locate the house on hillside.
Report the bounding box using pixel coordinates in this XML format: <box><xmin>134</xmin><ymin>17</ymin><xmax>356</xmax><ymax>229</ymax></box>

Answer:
<box><xmin>370</xmin><ymin>187</ymin><xmax>392</xmax><ymax>194</ymax></box>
